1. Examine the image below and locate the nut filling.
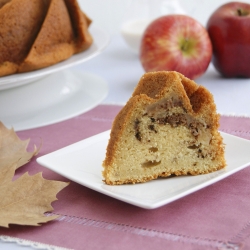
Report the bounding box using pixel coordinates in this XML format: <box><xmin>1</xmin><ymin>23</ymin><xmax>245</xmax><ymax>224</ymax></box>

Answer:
<box><xmin>134</xmin><ymin>119</ymin><xmax>141</xmax><ymax>141</ymax></box>
<box><xmin>154</xmin><ymin>113</ymin><xmax>207</xmax><ymax>138</ymax></box>
<box><xmin>134</xmin><ymin>97</ymin><xmax>208</xmax><ymax>141</ymax></box>
<box><xmin>134</xmin><ymin>113</ymin><xmax>207</xmax><ymax>141</ymax></box>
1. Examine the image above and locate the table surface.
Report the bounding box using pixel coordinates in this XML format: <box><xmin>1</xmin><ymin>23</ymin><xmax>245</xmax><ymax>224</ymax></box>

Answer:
<box><xmin>1</xmin><ymin>33</ymin><xmax>250</xmax><ymax>250</ymax></box>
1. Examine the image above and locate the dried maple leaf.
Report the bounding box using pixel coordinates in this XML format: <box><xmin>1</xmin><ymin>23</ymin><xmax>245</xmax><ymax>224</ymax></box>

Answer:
<box><xmin>0</xmin><ymin>121</ymin><xmax>69</xmax><ymax>227</ymax></box>
<box><xmin>0</xmin><ymin>122</ymin><xmax>39</xmax><ymax>170</ymax></box>
<box><xmin>0</xmin><ymin>164</ymin><xmax>69</xmax><ymax>227</ymax></box>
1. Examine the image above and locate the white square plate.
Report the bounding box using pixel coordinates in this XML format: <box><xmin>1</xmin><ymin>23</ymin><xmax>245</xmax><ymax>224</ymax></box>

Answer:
<box><xmin>37</xmin><ymin>130</ymin><xmax>250</xmax><ymax>209</ymax></box>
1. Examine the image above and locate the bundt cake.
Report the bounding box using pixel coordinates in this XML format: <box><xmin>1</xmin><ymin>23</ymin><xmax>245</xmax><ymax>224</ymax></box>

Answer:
<box><xmin>0</xmin><ymin>0</ymin><xmax>93</xmax><ymax>77</ymax></box>
<box><xmin>102</xmin><ymin>71</ymin><xmax>226</xmax><ymax>185</ymax></box>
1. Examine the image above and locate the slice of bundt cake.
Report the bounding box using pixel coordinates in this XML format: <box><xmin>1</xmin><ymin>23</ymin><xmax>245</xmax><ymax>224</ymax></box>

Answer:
<box><xmin>0</xmin><ymin>0</ymin><xmax>93</xmax><ymax>76</ymax></box>
<box><xmin>102</xmin><ymin>71</ymin><xmax>226</xmax><ymax>185</ymax></box>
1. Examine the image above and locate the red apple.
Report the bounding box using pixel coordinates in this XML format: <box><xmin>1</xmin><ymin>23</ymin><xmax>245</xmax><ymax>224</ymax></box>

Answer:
<box><xmin>139</xmin><ymin>15</ymin><xmax>212</xmax><ymax>80</ymax></box>
<box><xmin>207</xmin><ymin>2</ymin><xmax>250</xmax><ymax>78</ymax></box>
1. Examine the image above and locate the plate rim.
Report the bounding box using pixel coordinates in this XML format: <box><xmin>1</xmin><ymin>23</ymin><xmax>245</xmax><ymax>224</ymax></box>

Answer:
<box><xmin>36</xmin><ymin>130</ymin><xmax>250</xmax><ymax>209</ymax></box>
<box><xmin>2</xmin><ymin>70</ymin><xmax>108</xmax><ymax>131</ymax></box>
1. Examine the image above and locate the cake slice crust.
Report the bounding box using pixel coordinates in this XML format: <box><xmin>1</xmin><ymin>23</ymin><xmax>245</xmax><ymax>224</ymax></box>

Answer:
<box><xmin>103</xmin><ymin>71</ymin><xmax>226</xmax><ymax>185</ymax></box>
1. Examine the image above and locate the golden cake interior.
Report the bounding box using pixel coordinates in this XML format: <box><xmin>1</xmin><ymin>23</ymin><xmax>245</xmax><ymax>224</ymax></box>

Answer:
<box><xmin>103</xmin><ymin>71</ymin><xmax>226</xmax><ymax>185</ymax></box>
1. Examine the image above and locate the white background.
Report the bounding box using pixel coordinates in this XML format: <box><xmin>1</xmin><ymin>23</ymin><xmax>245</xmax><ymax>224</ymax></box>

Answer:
<box><xmin>78</xmin><ymin>0</ymin><xmax>250</xmax><ymax>35</ymax></box>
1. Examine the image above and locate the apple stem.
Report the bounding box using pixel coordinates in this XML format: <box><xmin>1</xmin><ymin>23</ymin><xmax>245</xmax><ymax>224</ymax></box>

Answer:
<box><xmin>237</xmin><ymin>8</ymin><xmax>248</xmax><ymax>16</ymax></box>
<box><xmin>181</xmin><ymin>39</ymin><xmax>189</xmax><ymax>52</ymax></box>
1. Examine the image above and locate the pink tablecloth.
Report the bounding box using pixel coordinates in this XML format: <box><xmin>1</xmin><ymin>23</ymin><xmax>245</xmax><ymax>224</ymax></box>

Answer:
<box><xmin>1</xmin><ymin>104</ymin><xmax>250</xmax><ymax>250</ymax></box>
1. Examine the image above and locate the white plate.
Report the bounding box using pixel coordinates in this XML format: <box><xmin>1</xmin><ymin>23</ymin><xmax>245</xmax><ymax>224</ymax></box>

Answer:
<box><xmin>0</xmin><ymin>26</ymin><xmax>109</xmax><ymax>90</ymax></box>
<box><xmin>37</xmin><ymin>131</ymin><xmax>250</xmax><ymax>209</ymax></box>
<box><xmin>0</xmin><ymin>70</ymin><xmax>108</xmax><ymax>131</ymax></box>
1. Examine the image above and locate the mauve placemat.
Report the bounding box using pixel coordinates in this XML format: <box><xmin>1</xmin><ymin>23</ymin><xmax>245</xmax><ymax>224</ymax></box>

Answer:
<box><xmin>0</xmin><ymin>105</ymin><xmax>250</xmax><ymax>250</ymax></box>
